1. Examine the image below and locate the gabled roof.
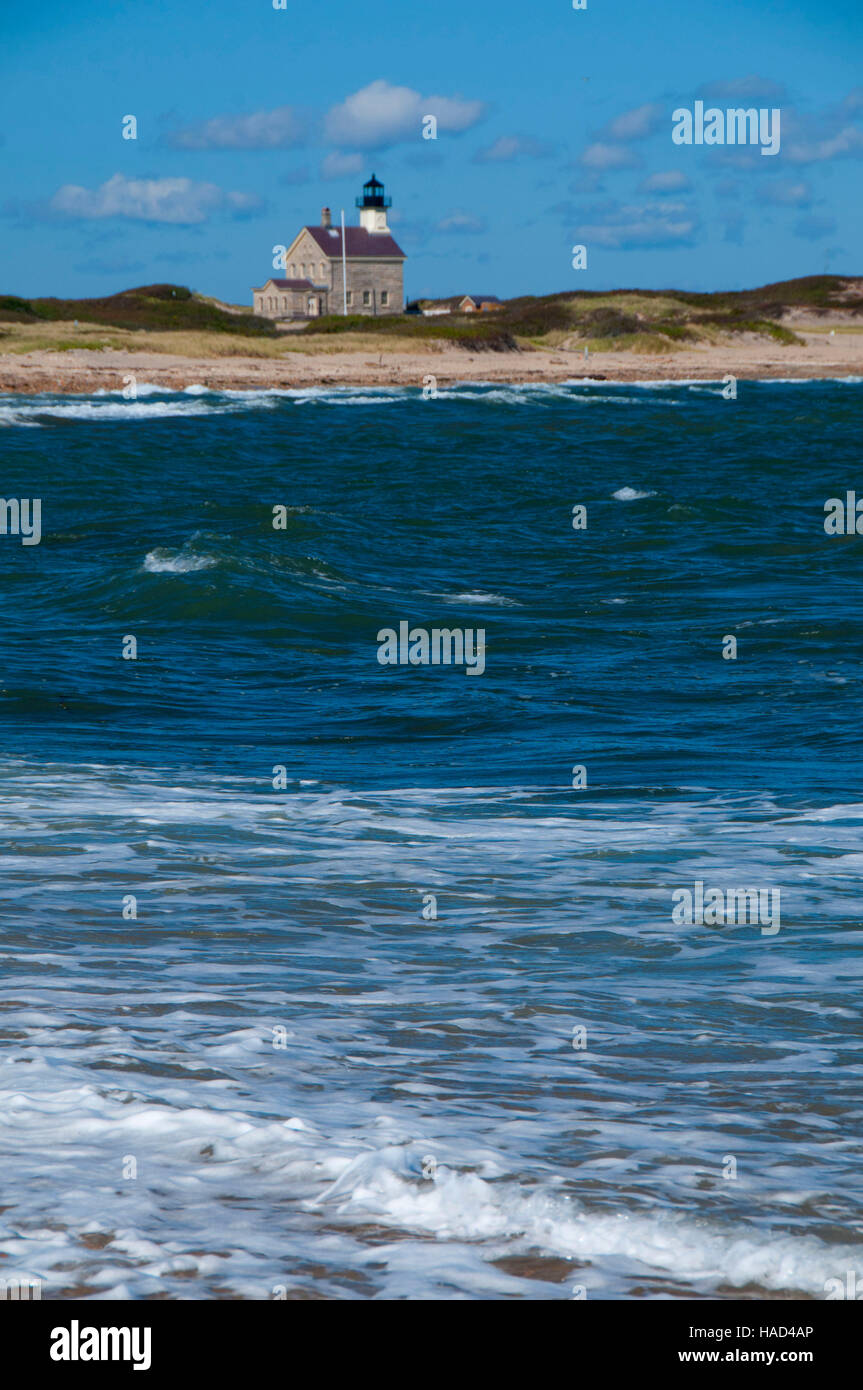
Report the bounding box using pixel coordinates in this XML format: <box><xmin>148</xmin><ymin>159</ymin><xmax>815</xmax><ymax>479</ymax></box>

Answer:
<box><xmin>266</xmin><ymin>278</ymin><xmax>316</xmax><ymax>290</ymax></box>
<box><xmin>419</xmin><ymin>294</ymin><xmax>502</xmax><ymax>311</ymax></box>
<box><xmin>303</xmin><ymin>225</ymin><xmax>406</xmax><ymax>259</ymax></box>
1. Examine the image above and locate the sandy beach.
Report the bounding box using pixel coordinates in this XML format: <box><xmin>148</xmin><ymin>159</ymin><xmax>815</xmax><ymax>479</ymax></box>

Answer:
<box><xmin>1</xmin><ymin>325</ymin><xmax>862</xmax><ymax>394</ymax></box>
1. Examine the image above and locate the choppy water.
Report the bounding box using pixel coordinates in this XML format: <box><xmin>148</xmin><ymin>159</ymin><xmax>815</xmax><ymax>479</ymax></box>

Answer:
<box><xmin>1</xmin><ymin>378</ymin><xmax>862</xmax><ymax>1299</ymax></box>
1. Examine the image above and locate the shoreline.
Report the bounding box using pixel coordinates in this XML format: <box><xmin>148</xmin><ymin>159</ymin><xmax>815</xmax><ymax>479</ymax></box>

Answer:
<box><xmin>1</xmin><ymin>335</ymin><xmax>862</xmax><ymax>395</ymax></box>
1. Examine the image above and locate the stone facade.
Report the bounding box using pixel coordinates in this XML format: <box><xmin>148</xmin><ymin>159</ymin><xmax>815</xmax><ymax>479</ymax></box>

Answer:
<box><xmin>283</xmin><ymin>230</ymin><xmax>333</xmax><ymax>293</ymax></box>
<box><xmin>254</xmin><ymin>280</ymin><xmax>325</xmax><ymax>318</ymax></box>
<box><xmin>327</xmin><ymin>257</ymin><xmax>404</xmax><ymax>317</ymax></box>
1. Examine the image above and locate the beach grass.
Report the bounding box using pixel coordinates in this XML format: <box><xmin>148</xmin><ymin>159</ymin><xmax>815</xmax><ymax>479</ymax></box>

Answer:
<box><xmin>0</xmin><ymin>320</ymin><xmax>461</xmax><ymax>359</ymax></box>
<box><xmin>1</xmin><ymin>274</ymin><xmax>861</xmax><ymax>360</ymax></box>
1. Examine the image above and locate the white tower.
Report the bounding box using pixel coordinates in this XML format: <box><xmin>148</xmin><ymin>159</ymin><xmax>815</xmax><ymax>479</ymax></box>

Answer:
<box><xmin>356</xmin><ymin>173</ymin><xmax>391</xmax><ymax>233</ymax></box>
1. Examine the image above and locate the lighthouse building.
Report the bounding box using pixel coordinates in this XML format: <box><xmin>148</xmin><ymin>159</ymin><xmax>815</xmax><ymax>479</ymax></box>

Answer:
<box><xmin>252</xmin><ymin>175</ymin><xmax>406</xmax><ymax>321</ymax></box>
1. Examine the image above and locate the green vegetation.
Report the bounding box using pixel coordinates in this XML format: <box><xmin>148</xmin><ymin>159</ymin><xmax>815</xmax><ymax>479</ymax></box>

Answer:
<box><xmin>691</xmin><ymin>313</ymin><xmax>800</xmax><ymax>345</ymax></box>
<box><xmin>299</xmin><ymin>311</ymin><xmax>518</xmax><ymax>349</ymax></box>
<box><xmin>0</xmin><ymin>276</ymin><xmax>858</xmax><ymax>356</ymax></box>
<box><xmin>666</xmin><ymin>274</ymin><xmax>863</xmax><ymax>315</ymax></box>
<box><xmin>300</xmin><ymin>277</ymin><xmax>861</xmax><ymax>349</ymax></box>
<box><xmin>0</xmin><ymin>284</ymin><xmax>275</xmax><ymax>337</ymax></box>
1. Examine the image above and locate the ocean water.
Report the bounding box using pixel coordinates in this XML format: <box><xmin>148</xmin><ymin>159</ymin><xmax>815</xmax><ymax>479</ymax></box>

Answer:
<box><xmin>1</xmin><ymin>377</ymin><xmax>862</xmax><ymax>1300</ymax></box>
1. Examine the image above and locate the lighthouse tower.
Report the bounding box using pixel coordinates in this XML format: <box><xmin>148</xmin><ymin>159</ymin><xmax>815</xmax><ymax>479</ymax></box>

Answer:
<box><xmin>356</xmin><ymin>173</ymin><xmax>392</xmax><ymax>234</ymax></box>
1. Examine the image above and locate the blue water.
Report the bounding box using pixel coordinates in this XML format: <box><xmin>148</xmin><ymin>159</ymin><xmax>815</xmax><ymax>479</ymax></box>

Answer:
<box><xmin>1</xmin><ymin>377</ymin><xmax>862</xmax><ymax>1299</ymax></box>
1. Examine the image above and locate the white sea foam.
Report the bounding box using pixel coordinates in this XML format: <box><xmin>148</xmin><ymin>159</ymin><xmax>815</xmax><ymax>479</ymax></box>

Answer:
<box><xmin>96</xmin><ymin>382</ymin><xmax>171</xmax><ymax>398</ymax></box>
<box><xmin>293</xmin><ymin>390</ymin><xmax>404</xmax><ymax>407</ymax></box>
<box><xmin>759</xmin><ymin>375</ymin><xmax>863</xmax><ymax>385</ymax></box>
<box><xmin>613</xmin><ymin>486</ymin><xmax>656</xmax><ymax>500</ymax></box>
<box><xmin>0</xmin><ymin>1054</ymin><xmax>854</xmax><ymax>1299</ymax></box>
<box><xmin>1</xmin><ymin>376</ymin><xmax>857</xmax><ymax>429</ymax></box>
<box><xmin>314</xmin><ymin>1145</ymin><xmax>857</xmax><ymax>1296</ymax></box>
<box><xmin>0</xmin><ymin>390</ymin><xmax>279</xmax><ymax>424</ymax></box>
<box><xmin>4</xmin><ymin>399</ymin><xmax>224</xmax><ymax>422</ymax></box>
<box><xmin>0</xmin><ymin>406</ymin><xmax>40</xmax><ymax>427</ymax></box>
<box><xmin>0</xmin><ymin>760</ymin><xmax>859</xmax><ymax>1298</ymax></box>
<box><xmin>567</xmin><ymin>377</ymin><xmax>706</xmax><ymax>389</ymax></box>
<box><xmin>421</xmin><ymin>590</ymin><xmax>521</xmax><ymax>606</ymax></box>
<box><xmin>143</xmin><ymin>546</ymin><xmax>217</xmax><ymax>573</ymax></box>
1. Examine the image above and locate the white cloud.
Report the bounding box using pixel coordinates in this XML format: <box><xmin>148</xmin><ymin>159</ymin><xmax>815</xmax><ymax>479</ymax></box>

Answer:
<box><xmin>320</xmin><ymin>151</ymin><xmax>365</xmax><ymax>179</ymax></box>
<box><xmin>579</xmin><ymin>200</ymin><xmax>697</xmax><ymax>249</ymax></box>
<box><xmin>639</xmin><ymin>170</ymin><xmax>691</xmax><ymax>194</ymax></box>
<box><xmin>778</xmin><ymin>87</ymin><xmax>863</xmax><ymax>164</ymax></box>
<box><xmin>786</xmin><ymin>124</ymin><xmax>863</xmax><ymax>164</ymax></box>
<box><xmin>50</xmin><ymin>173</ymin><xmax>260</xmax><ymax>224</ymax></box>
<box><xmin>579</xmin><ymin>142</ymin><xmax>639</xmax><ymax>170</ymax></box>
<box><xmin>324</xmin><ymin>79</ymin><xmax>485</xmax><ymax>150</ymax></box>
<box><xmin>436</xmin><ymin>211</ymin><xmax>485</xmax><ymax>235</ymax></box>
<box><xmin>474</xmin><ymin>134</ymin><xmax>551</xmax><ymax>163</ymax></box>
<box><xmin>764</xmin><ymin>180</ymin><xmax>812</xmax><ymax>206</ymax></box>
<box><xmin>605</xmin><ymin>103</ymin><xmax>663</xmax><ymax>141</ymax></box>
<box><xmin>168</xmin><ymin>106</ymin><xmax>305</xmax><ymax>150</ymax></box>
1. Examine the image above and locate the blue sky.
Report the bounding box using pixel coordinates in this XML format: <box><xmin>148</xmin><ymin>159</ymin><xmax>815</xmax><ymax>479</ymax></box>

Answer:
<box><xmin>1</xmin><ymin>0</ymin><xmax>860</xmax><ymax>303</ymax></box>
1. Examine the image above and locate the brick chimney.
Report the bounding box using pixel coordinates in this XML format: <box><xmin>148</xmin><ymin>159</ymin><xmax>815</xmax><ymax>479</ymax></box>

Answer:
<box><xmin>321</xmin><ymin>207</ymin><xmax>332</xmax><ymax>228</ymax></box>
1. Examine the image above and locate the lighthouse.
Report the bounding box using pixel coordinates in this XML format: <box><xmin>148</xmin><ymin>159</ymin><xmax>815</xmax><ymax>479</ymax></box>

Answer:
<box><xmin>356</xmin><ymin>173</ymin><xmax>392</xmax><ymax>234</ymax></box>
<box><xmin>252</xmin><ymin>173</ymin><xmax>405</xmax><ymax>319</ymax></box>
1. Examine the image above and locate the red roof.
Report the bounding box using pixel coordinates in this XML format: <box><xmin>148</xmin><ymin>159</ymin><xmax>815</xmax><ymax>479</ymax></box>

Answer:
<box><xmin>304</xmin><ymin>225</ymin><xmax>406</xmax><ymax>259</ymax></box>
<box><xmin>267</xmin><ymin>278</ymin><xmax>316</xmax><ymax>289</ymax></box>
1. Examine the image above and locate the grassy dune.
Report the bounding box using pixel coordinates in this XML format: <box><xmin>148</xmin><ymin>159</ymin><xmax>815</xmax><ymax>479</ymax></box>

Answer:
<box><xmin>1</xmin><ymin>276</ymin><xmax>861</xmax><ymax>359</ymax></box>
<box><xmin>0</xmin><ymin>319</ymin><xmax>441</xmax><ymax>358</ymax></box>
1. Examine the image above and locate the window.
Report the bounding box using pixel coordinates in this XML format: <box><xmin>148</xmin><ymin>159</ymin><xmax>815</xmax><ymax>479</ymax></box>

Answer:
<box><xmin>381</xmin><ymin>291</ymin><xmax>389</xmax><ymax>306</ymax></box>
<box><xmin>282</xmin><ymin>297</ymin><xmax>288</xmax><ymax>310</ymax></box>
<box><xmin>320</xmin><ymin>264</ymin><xmax>326</xmax><ymax>280</ymax></box>
<box><xmin>346</xmin><ymin>290</ymin><xmax>353</xmax><ymax>306</ymax></box>
<box><xmin>300</xmin><ymin>264</ymin><xmax>306</xmax><ymax>277</ymax></box>
<box><xmin>290</xmin><ymin>263</ymin><xmax>296</xmax><ymax>278</ymax></box>
<box><xmin>363</xmin><ymin>290</ymin><xmax>371</xmax><ymax>306</ymax></box>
